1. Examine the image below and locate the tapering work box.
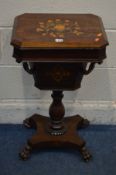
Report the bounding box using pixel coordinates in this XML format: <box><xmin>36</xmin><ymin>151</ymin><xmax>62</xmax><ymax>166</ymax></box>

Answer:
<box><xmin>11</xmin><ymin>13</ymin><xmax>108</xmax><ymax>161</ymax></box>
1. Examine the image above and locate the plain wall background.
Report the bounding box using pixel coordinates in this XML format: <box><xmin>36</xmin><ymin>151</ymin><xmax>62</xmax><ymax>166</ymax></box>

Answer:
<box><xmin>0</xmin><ymin>0</ymin><xmax>116</xmax><ymax>124</ymax></box>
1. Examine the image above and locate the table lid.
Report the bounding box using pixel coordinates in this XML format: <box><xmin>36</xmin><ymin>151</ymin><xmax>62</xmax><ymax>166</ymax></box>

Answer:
<box><xmin>11</xmin><ymin>13</ymin><xmax>109</xmax><ymax>49</ymax></box>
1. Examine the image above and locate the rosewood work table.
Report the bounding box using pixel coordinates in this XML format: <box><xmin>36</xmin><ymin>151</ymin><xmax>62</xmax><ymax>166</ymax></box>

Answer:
<box><xmin>11</xmin><ymin>13</ymin><xmax>108</xmax><ymax>162</ymax></box>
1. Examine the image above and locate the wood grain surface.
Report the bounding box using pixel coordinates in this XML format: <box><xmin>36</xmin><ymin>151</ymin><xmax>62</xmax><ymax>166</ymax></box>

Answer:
<box><xmin>11</xmin><ymin>13</ymin><xmax>108</xmax><ymax>49</ymax></box>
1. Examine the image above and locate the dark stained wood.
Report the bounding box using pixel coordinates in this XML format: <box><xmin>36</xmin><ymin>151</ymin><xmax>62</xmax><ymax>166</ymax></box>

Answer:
<box><xmin>20</xmin><ymin>114</ymin><xmax>91</xmax><ymax>161</ymax></box>
<box><xmin>12</xmin><ymin>47</ymin><xmax>106</xmax><ymax>63</ymax></box>
<box><xmin>11</xmin><ymin>13</ymin><xmax>109</xmax><ymax>162</ymax></box>
<box><xmin>48</xmin><ymin>91</ymin><xmax>66</xmax><ymax>135</ymax></box>
<box><xmin>32</xmin><ymin>62</ymin><xmax>84</xmax><ymax>90</ymax></box>
<box><xmin>19</xmin><ymin>90</ymin><xmax>92</xmax><ymax>162</ymax></box>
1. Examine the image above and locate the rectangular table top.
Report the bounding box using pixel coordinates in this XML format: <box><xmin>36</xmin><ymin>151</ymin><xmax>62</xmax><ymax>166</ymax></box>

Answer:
<box><xmin>11</xmin><ymin>13</ymin><xmax>109</xmax><ymax>63</ymax></box>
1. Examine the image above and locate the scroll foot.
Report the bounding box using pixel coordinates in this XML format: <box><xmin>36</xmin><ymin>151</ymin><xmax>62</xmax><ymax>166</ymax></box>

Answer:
<box><xmin>23</xmin><ymin>118</ymin><xmax>35</xmax><ymax>128</ymax></box>
<box><xmin>78</xmin><ymin>119</ymin><xmax>90</xmax><ymax>129</ymax></box>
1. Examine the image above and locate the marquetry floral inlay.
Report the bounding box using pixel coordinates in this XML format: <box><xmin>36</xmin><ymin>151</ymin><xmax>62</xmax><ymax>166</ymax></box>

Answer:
<box><xmin>46</xmin><ymin>66</ymin><xmax>71</xmax><ymax>82</ymax></box>
<box><xmin>36</xmin><ymin>18</ymin><xmax>84</xmax><ymax>38</ymax></box>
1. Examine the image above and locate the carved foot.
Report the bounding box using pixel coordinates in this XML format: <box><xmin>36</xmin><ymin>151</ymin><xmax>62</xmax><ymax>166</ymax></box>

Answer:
<box><xmin>78</xmin><ymin>119</ymin><xmax>90</xmax><ymax>129</ymax></box>
<box><xmin>80</xmin><ymin>146</ymin><xmax>92</xmax><ymax>162</ymax></box>
<box><xmin>19</xmin><ymin>144</ymin><xmax>32</xmax><ymax>160</ymax></box>
<box><xmin>23</xmin><ymin>118</ymin><xmax>35</xmax><ymax>128</ymax></box>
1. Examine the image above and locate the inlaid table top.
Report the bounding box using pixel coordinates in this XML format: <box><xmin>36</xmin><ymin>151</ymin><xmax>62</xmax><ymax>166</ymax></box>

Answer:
<box><xmin>11</xmin><ymin>13</ymin><xmax>109</xmax><ymax>63</ymax></box>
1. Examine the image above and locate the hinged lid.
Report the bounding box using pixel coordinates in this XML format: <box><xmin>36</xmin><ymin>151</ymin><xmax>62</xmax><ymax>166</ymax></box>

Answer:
<box><xmin>11</xmin><ymin>13</ymin><xmax>108</xmax><ymax>49</ymax></box>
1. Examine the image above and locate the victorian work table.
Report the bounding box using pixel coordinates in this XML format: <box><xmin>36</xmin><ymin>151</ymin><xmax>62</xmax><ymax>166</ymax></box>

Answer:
<box><xmin>11</xmin><ymin>13</ymin><xmax>108</xmax><ymax>162</ymax></box>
